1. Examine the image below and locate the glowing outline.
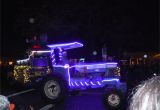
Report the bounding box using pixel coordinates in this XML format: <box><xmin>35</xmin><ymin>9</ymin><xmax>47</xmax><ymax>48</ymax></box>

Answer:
<box><xmin>47</xmin><ymin>42</ymin><xmax>83</xmax><ymax>49</ymax></box>
<box><xmin>90</xmin><ymin>81</ymin><xmax>96</xmax><ymax>85</ymax></box>
<box><xmin>102</xmin><ymin>78</ymin><xmax>119</xmax><ymax>82</ymax></box>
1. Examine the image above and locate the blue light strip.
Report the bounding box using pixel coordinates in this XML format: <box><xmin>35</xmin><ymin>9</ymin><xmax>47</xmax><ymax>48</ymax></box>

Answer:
<box><xmin>59</xmin><ymin>50</ymin><xmax>63</xmax><ymax>61</ymax></box>
<box><xmin>97</xmin><ymin>81</ymin><xmax>102</xmax><ymax>85</ymax></box>
<box><xmin>69</xmin><ymin>81</ymin><xmax>103</xmax><ymax>87</ymax></box>
<box><xmin>51</xmin><ymin>54</ymin><xmax>54</xmax><ymax>58</ymax></box>
<box><xmin>75</xmin><ymin>82</ymin><xmax>79</xmax><ymax>86</ymax></box>
<box><xmin>58</xmin><ymin>47</ymin><xmax>63</xmax><ymax>52</ymax></box>
<box><xmin>85</xmin><ymin>82</ymin><xmax>89</xmax><ymax>86</ymax></box>
<box><xmin>90</xmin><ymin>81</ymin><xmax>96</xmax><ymax>86</ymax></box>
<box><xmin>69</xmin><ymin>63</ymin><xmax>118</xmax><ymax>69</ymax></box>
<box><xmin>102</xmin><ymin>78</ymin><xmax>119</xmax><ymax>82</ymax></box>
<box><xmin>71</xmin><ymin>82</ymin><xmax>74</xmax><ymax>86</ymax></box>
<box><xmin>66</xmin><ymin>64</ymin><xmax>71</xmax><ymax>86</ymax></box>
<box><xmin>53</xmin><ymin>62</ymin><xmax>118</xmax><ymax>68</ymax></box>
<box><xmin>80</xmin><ymin>82</ymin><xmax>84</xmax><ymax>86</ymax></box>
<box><xmin>47</xmin><ymin>42</ymin><xmax>83</xmax><ymax>48</ymax></box>
<box><xmin>51</xmin><ymin>50</ymin><xmax>54</xmax><ymax>54</ymax></box>
<box><xmin>52</xmin><ymin>59</ymin><xmax>55</xmax><ymax>62</ymax></box>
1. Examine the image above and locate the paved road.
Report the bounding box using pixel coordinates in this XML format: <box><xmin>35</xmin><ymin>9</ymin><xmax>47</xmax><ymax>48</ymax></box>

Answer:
<box><xmin>1</xmin><ymin>78</ymin><xmax>127</xmax><ymax>110</ymax></box>
<box><xmin>2</xmin><ymin>88</ymin><xmax>112</xmax><ymax>110</ymax></box>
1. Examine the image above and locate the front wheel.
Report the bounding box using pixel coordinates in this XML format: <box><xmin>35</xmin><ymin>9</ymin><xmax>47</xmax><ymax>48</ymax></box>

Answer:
<box><xmin>41</xmin><ymin>77</ymin><xmax>67</xmax><ymax>103</ymax></box>
<box><xmin>104</xmin><ymin>90</ymin><xmax>124</xmax><ymax>110</ymax></box>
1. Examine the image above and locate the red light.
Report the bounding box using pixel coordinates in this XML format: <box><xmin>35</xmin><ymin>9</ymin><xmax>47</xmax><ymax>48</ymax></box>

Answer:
<box><xmin>32</xmin><ymin>45</ymin><xmax>41</xmax><ymax>49</ymax></box>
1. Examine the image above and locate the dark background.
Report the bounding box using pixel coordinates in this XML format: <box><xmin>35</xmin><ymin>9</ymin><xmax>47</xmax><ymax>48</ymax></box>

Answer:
<box><xmin>2</xmin><ymin>0</ymin><xmax>159</xmax><ymax>59</ymax></box>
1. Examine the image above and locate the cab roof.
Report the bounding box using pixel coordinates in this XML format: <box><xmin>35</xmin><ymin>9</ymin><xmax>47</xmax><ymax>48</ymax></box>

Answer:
<box><xmin>47</xmin><ymin>42</ymin><xmax>83</xmax><ymax>50</ymax></box>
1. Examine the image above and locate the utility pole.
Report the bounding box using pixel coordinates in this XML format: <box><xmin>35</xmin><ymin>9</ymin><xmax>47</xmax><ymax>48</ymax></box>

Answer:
<box><xmin>102</xmin><ymin>44</ymin><xmax>107</xmax><ymax>62</ymax></box>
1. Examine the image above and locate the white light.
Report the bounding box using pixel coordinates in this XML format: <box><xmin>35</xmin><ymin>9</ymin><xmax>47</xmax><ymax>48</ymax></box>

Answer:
<box><xmin>31</xmin><ymin>50</ymin><xmax>51</xmax><ymax>53</ymax></box>
<box><xmin>80</xmin><ymin>82</ymin><xmax>84</xmax><ymax>86</ymax></box>
<box><xmin>64</xmin><ymin>64</ymin><xmax>69</xmax><ymax>68</ymax></box>
<box><xmin>93</xmin><ymin>51</ymin><xmax>97</xmax><ymax>56</ymax></box>
<box><xmin>90</xmin><ymin>81</ymin><xmax>96</xmax><ymax>85</ymax></box>
<box><xmin>85</xmin><ymin>82</ymin><xmax>89</xmax><ymax>86</ymax></box>
<box><xmin>29</xmin><ymin>18</ymin><xmax>35</xmax><ymax>23</ymax></box>
<box><xmin>29</xmin><ymin>50</ymin><xmax>51</xmax><ymax>57</ymax></box>
<box><xmin>75</xmin><ymin>82</ymin><xmax>79</xmax><ymax>86</ymax></box>
<box><xmin>97</xmin><ymin>81</ymin><xmax>101</xmax><ymax>85</ymax></box>
<box><xmin>17</xmin><ymin>58</ymin><xmax>29</xmax><ymax>63</ymax></box>
<box><xmin>71</xmin><ymin>82</ymin><xmax>74</xmax><ymax>86</ymax></box>
<box><xmin>144</xmin><ymin>54</ymin><xmax>148</xmax><ymax>58</ymax></box>
<box><xmin>102</xmin><ymin>78</ymin><xmax>119</xmax><ymax>82</ymax></box>
<box><xmin>153</xmin><ymin>73</ymin><xmax>157</xmax><ymax>76</ymax></box>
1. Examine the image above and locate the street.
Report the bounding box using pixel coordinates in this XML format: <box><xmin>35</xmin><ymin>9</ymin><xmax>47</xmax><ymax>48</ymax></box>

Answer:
<box><xmin>2</xmin><ymin>88</ymin><xmax>113</xmax><ymax>110</ymax></box>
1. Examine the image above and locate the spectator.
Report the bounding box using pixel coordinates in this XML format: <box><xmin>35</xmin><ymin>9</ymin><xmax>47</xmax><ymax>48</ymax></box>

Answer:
<box><xmin>129</xmin><ymin>76</ymin><xmax>160</xmax><ymax>110</ymax></box>
<box><xmin>0</xmin><ymin>95</ymin><xmax>10</xmax><ymax>110</ymax></box>
<box><xmin>0</xmin><ymin>95</ymin><xmax>15</xmax><ymax>110</ymax></box>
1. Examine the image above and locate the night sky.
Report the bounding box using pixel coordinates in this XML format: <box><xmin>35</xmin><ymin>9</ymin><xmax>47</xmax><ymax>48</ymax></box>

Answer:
<box><xmin>2</xmin><ymin>0</ymin><xmax>159</xmax><ymax>58</ymax></box>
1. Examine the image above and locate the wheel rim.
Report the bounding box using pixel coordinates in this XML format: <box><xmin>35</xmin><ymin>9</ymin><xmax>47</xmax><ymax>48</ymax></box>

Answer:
<box><xmin>107</xmin><ymin>94</ymin><xmax>120</xmax><ymax>107</ymax></box>
<box><xmin>44</xmin><ymin>80</ymin><xmax>61</xmax><ymax>100</ymax></box>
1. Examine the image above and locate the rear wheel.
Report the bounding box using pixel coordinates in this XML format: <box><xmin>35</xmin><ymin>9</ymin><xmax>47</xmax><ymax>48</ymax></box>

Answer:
<box><xmin>104</xmin><ymin>90</ymin><xmax>123</xmax><ymax>109</ymax></box>
<box><xmin>41</xmin><ymin>77</ymin><xmax>67</xmax><ymax>103</ymax></box>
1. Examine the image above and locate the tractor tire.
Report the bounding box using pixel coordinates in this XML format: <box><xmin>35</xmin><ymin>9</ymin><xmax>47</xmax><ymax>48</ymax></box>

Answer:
<box><xmin>41</xmin><ymin>76</ymin><xmax>67</xmax><ymax>103</ymax></box>
<box><xmin>104</xmin><ymin>90</ymin><xmax>124</xmax><ymax>110</ymax></box>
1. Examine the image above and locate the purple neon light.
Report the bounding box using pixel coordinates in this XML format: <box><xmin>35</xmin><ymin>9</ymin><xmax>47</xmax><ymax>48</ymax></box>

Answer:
<box><xmin>51</xmin><ymin>50</ymin><xmax>54</xmax><ymax>54</ymax></box>
<box><xmin>90</xmin><ymin>81</ymin><xmax>96</xmax><ymax>86</ymax></box>
<box><xmin>51</xmin><ymin>55</ymin><xmax>54</xmax><ymax>58</ymax></box>
<box><xmin>55</xmin><ymin>64</ymin><xmax>71</xmax><ymax>86</ymax></box>
<box><xmin>75</xmin><ymin>82</ymin><xmax>79</xmax><ymax>86</ymax></box>
<box><xmin>80</xmin><ymin>82</ymin><xmax>84</xmax><ymax>86</ymax></box>
<box><xmin>69</xmin><ymin>63</ymin><xmax>118</xmax><ymax>69</ymax></box>
<box><xmin>74</xmin><ymin>63</ymin><xmax>117</xmax><ymax>66</ymax></box>
<box><xmin>102</xmin><ymin>78</ymin><xmax>119</xmax><ymax>82</ymax></box>
<box><xmin>59</xmin><ymin>52</ymin><xmax>62</xmax><ymax>55</ymax></box>
<box><xmin>71</xmin><ymin>82</ymin><xmax>74</xmax><ymax>86</ymax></box>
<box><xmin>66</xmin><ymin>64</ymin><xmax>71</xmax><ymax>86</ymax></box>
<box><xmin>53</xmin><ymin>65</ymin><xmax>68</xmax><ymax>68</ymax></box>
<box><xmin>58</xmin><ymin>47</ymin><xmax>63</xmax><ymax>52</ymax></box>
<box><xmin>47</xmin><ymin>42</ymin><xmax>83</xmax><ymax>50</ymax></box>
<box><xmin>52</xmin><ymin>63</ymin><xmax>118</xmax><ymax>69</ymax></box>
<box><xmin>97</xmin><ymin>81</ymin><xmax>102</xmax><ymax>85</ymax></box>
<box><xmin>85</xmin><ymin>82</ymin><xmax>89</xmax><ymax>86</ymax></box>
<box><xmin>47</xmin><ymin>42</ymin><xmax>83</xmax><ymax>48</ymax></box>
<box><xmin>64</xmin><ymin>64</ymin><xmax>69</xmax><ymax>68</ymax></box>
<box><xmin>69</xmin><ymin>81</ymin><xmax>103</xmax><ymax>87</ymax></box>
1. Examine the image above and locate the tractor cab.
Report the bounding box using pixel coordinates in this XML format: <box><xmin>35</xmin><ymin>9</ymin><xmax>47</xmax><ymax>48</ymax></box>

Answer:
<box><xmin>47</xmin><ymin>42</ymin><xmax>83</xmax><ymax>65</ymax></box>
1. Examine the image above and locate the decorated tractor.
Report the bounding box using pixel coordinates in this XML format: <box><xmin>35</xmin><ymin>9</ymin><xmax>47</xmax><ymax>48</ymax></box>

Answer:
<box><xmin>13</xmin><ymin>42</ymin><xmax>126</xmax><ymax>109</ymax></box>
